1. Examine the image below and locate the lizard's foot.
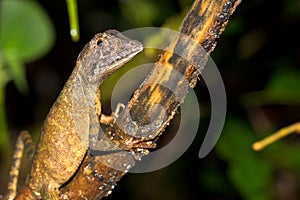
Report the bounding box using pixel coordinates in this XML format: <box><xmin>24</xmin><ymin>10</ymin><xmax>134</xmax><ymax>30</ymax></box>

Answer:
<box><xmin>100</xmin><ymin>103</ymin><xmax>125</xmax><ymax>125</ymax></box>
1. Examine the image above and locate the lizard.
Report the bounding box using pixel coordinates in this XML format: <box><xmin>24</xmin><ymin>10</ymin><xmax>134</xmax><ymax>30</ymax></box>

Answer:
<box><xmin>58</xmin><ymin>0</ymin><xmax>242</xmax><ymax>199</ymax></box>
<box><xmin>3</xmin><ymin>29</ymin><xmax>143</xmax><ymax>200</ymax></box>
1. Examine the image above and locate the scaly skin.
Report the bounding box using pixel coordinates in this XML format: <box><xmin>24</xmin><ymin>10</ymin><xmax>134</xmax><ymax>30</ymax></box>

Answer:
<box><xmin>3</xmin><ymin>30</ymin><xmax>143</xmax><ymax>200</ymax></box>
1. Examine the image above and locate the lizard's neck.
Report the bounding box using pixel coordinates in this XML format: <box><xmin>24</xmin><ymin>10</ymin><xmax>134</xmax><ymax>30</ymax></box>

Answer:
<box><xmin>73</xmin><ymin>61</ymin><xmax>106</xmax><ymax>96</ymax></box>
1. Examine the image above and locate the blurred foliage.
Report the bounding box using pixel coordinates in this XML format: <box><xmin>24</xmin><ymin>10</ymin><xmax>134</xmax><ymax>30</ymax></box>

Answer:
<box><xmin>0</xmin><ymin>0</ymin><xmax>55</xmax><ymax>92</ymax></box>
<box><xmin>0</xmin><ymin>0</ymin><xmax>300</xmax><ymax>199</ymax></box>
<box><xmin>0</xmin><ymin>0</ymin><xmax>54</xmax><ymax>164</ymax></box>
<box><xmin>216</xmin><ymin>117</ymin><xmax>273</xmax><ymax>200</ymax></box>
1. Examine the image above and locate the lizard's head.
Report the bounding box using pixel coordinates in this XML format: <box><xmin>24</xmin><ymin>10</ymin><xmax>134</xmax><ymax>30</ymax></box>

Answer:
<box><xmin>77</xmin><ymin>30</ymin><xmax>143</xmax><ymax>84</ymax></box>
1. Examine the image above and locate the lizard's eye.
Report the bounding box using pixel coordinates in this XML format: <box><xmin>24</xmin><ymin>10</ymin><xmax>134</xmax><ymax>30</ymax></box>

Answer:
<box><xmin>96</xmin><ymin>39</ymin><xmax>104</xmax><ymax>47</ymax></box>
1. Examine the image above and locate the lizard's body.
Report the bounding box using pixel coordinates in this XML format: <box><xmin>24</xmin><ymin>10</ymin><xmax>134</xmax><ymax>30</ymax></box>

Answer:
<box><xmin>4</xmin><ymin>30</ymin><xmax>143</xmax><ymax>200</ymax></box>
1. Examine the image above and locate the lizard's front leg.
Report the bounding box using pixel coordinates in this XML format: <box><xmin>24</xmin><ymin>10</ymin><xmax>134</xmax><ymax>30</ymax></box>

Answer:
<box><xmin>89</xmin><ymin>83</ymin><xmax>127</xmax><ymax>152</ymax></box>
<box><xmin>99</xmin><ymin>103</ymin><xmax>125</xmax><ymax>125</ymax></box>
<box><xmin>90</xmin><ymin>87</ymin><xmax>157</xmax><ymax>157</ymax></box>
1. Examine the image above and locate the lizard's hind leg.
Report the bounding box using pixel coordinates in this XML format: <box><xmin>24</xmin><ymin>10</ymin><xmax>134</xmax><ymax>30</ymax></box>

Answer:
<box><xmin>4</xmin><ymin>131</ymin><xmax>35</xmax><ymax>200</ymax></box>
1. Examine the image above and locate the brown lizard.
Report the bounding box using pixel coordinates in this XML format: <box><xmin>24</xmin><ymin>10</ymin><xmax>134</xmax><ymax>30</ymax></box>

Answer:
<box><xmin>58</xmin><ymin>0</ymin><xmax>241</xmax><ymax>199</ymax></box>
<box><xmin>3</xmin><ymin>30</ymin><xmax>143</xmax><ymax>200</ymax></box>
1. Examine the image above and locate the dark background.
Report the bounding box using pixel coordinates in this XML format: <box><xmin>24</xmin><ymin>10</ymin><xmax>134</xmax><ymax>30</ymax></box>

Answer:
<box><xmin>1</xmin><ymin>0</ymin><xmax>300</xmax><ymax>199</ymax></box>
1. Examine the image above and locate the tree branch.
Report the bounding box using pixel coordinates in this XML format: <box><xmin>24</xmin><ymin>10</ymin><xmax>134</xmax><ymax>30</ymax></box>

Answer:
<box><xmin>59</xmin><ymin>0</ymin><xmax>241</xmax><ymax>199</ymax></box>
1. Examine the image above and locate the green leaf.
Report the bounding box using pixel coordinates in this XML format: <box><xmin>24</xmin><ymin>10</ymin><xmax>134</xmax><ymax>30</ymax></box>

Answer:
<box><xmin>266</xmin><ymin>68</ymin><xmax>300</xmax><ymax>91</ymax></box>
<box><xmin>0</xmin><ymin>0</ymin><xmax>55</xmax><ymax>62</ymax></box>
<box><xmin>0</xmin><ymin>54</ymin><xmax>9</xmax><ymax>87</ymax></box>
<box><xmin>262</xmin><ymin>68</ymin><xmax>300</xmax><ymax>105</ymax></box>
<box><xmin>4</xmin><ymin>54</ymin><xmax>28</xmax><ymax>92</ymax></box>
<box><xmin>0</xmin><ymin>0</ymin><xmax>55</xmax><ymax>92</ymax></box>
<box><xmin>216</xmin><ymin>117</ymin><xmax>273</xmax><ymax>200</ymax></box>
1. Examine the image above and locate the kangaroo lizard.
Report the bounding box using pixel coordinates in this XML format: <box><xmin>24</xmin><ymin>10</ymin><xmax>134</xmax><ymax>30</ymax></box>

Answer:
<box><xmin>4</xmin><ymin>30</ymin><xmax>143</xmax><ymax>200</ymax></box>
